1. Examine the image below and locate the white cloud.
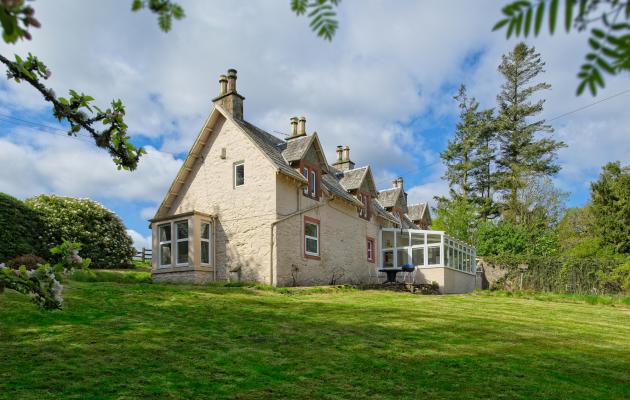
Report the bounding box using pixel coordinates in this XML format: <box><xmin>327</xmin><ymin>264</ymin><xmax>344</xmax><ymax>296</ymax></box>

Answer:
<box><xmin>0</xmin><ymin>128</ymin><xmax>181</xmax><ymax>202</ymax></box>
<box><xmin>140</xmin><ymin>206</ymin><xmax>157</xmax><ymax>220</ymax></box>
<box><xmin>126</xmin><ymin>229</ymin><xmax>151</xmax><ymax>250</ymax></box>
<box><xmin>0</xmin><ymin>0</ymin><xmax>628</xmax><ymax>211</ymax></box>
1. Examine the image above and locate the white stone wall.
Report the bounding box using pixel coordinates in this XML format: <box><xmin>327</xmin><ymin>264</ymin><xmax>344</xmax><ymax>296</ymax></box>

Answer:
<box><xmin>163</xmin><ymin>115</ymin><xmax>278</xmax><ymax>283</ymax></box>
<box><xmin>275</xmin><ymin>176</ymin><xmax>384</xmax><ymax>286</ymax></box>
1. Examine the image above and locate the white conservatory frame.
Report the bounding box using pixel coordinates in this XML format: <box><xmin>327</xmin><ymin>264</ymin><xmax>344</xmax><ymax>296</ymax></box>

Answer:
<box><xmin>380</xmin><ymin>228</ymin><xmax>476</xmax><ymax>275</ymax></box>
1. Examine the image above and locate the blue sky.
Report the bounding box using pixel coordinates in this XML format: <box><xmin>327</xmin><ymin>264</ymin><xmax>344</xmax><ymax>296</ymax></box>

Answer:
<box><xmin>1</xmin><ymin>1</ymin><xmax>629</xmax><ymax>249</ymax></box>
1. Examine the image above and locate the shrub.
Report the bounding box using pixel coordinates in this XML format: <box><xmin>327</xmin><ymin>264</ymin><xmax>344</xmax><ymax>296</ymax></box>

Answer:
<box><xmin>6</xmin><ymin>254</ymin><xmax>46</xmax><ymax>270</ymax></box>
<box><xmin>476</xmin><ymin>221</ymin><xmax>528</xmax><ymax>256</ymax></box>
<box><xmin>69</xmin><ymin>270</ymin><xmax>151</xmax><ymax>284</ymax></box>
<box><xmin>26</xmin><ymin>195</ymin><xmax>134</xmax><ymax>269</ymax></box>
<box><xmin>0</xmin><ymin>193</ymin><xmax>45</xmax><ymax>261</ymax></box>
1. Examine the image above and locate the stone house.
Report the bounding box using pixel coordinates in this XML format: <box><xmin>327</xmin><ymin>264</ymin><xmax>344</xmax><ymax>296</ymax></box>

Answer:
<box><xmin>150</xmin><ymin>69</ymin><xmax>476</xmax><ymax>293</ymax></box>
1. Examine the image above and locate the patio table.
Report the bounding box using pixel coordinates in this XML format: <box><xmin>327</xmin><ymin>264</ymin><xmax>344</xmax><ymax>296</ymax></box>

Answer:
<box><xmin>378</xmin><ymin>268</ymin><xmax>403</xmax><ymax>283</ymax></box>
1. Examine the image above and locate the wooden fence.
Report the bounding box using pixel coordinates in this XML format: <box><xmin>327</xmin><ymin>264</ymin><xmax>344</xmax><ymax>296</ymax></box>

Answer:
<box><xmin>133</xmin><ymin>247</ymin><xmax>152</xmax><ymax>262</ymax></box>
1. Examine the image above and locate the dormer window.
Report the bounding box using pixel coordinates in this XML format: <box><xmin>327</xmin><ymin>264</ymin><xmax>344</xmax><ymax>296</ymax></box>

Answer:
<box><xmin>300</xmin><ymin>161</ymin><xmax>320</xmax><ymax>200</ymax></box>
<box><xmin>358</xmin><ymin>192</ymin><xmax>371</xmax><ymax>220</ymax></box>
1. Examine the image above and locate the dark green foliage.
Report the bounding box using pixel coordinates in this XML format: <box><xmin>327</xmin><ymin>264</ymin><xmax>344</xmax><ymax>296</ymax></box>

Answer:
<box><xmin>440</xmin><ymin>85</ymin><xmax>499</xmax><ymax>220</ymax></box>
<box><xmin>0</xmin><ymin>192</ymin><xmax>44</xmax><ymax>261</ymax></box>
<box><xmin>495</xmin><ymin>43</ymin><xmax>565</xmax><ymax>221</ymax></box>
<box><xmin>476</xmin><ymin>221</ymin><xmax>529</xmax><ymax>256</ymax></box>
<box><xmin>6</xmin><ymin>254</ymin><xmax>46</xmax><ymax>270</ymax></box>
<box><xmin>26</xmin><ymin>195</ymin><xmax>134</xmax><ymax>269</ymax></box>
<box><xmin>488</xmin><ymin>254</ymin><xmax>626</xmax><ymax>294</ymax></box>
<box><xmin>590</xmin><ymin>161</ymin><xmax>630</xmax><ymax>253</ymax></box>
<box><xmin>69</xmin><ymin>269</ymin><xmax>151</xmax><ymax>284</ymax></box>
<box><xmin>291</xmin><ymin>0</ymin><xmax>341</xmax><ymax>41</ymax></box>
<box><xmin>494</xmin><ymin>0</ymin><xmax>630</xmax><ymax>96</ymax></box>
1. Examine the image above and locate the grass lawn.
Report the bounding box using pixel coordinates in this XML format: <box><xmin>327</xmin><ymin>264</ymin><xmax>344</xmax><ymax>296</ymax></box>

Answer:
<box><xmin>1</xmin><ymin>280</ymin><xmax>629</xmax><ymax>399</ymax></box>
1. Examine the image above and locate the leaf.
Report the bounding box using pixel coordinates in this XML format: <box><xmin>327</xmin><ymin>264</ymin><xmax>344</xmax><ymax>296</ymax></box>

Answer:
<box><xmin>591</xmin><ymin>28</ymin><xmax>605</xmax><ymax>39</ymax></box>
<box><xmin>534</xmin><ymin>1</ymin><xmax>545</xmax><ymax>36</ymax></box>
<box><xmin>595</xmin><ymin>57</ymin><xmax>615</xmax><ymax>74</ymax></box>
<box><xmin>524</xmin><ymin>6</ymin><xmax>533</xmax><ymax>37</ymax></box>
<box><xmin>492</xmin><ymin>19</ymin><xmax>510</xmax><ymax>31</ymax></box>
<box><xmin>564</xmin><ymin>0</ymin><xmax>574</xmax><ymax>32</ymax></box>
<box><xmin>549</xmin><ymin>0</ymin><xmax>559</xmax><ymax>34</ymax></box>
<box><xmin>588</xmin><ymin>38</ymin><xmax>601</xmax><ymax>50</ymax></box>
<box><xmin>131</xmin><ymin>0</ymin><xmax>144</xmax><ymax>11</ymax></box>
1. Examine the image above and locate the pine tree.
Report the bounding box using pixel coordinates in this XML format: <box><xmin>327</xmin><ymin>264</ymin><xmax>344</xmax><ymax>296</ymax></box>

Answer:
<box><xmin>441</xmin><ymin>85</ymin><xmax>498</xmax><ymax>220</ymax></box>
<box><xmin>495</xmin><ymin>43</ymin><xmax>565</xmax><ymax>223</ymax></box>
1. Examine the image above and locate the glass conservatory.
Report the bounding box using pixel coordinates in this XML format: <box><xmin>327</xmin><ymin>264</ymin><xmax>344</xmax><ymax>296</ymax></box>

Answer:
<box><xmin>380</xmin><ymin>228</ymin><xmax>476</xmax><ymax>274</ymax></box>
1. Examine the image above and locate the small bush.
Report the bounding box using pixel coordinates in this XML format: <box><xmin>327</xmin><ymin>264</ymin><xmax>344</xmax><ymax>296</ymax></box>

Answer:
<box><xmin>0</xmin><ymin>193</ymin><xmax>45</xmax><ymax>261</ymax></box>
<box><xmin>6</xmin><ymin>254</ymin><xmax>46</xmax><ymax>270</ymax></box>
<box><xmin>26</xmin><ymin>195</ymin><xmax>134</xmax><ymax>269</ymax></box>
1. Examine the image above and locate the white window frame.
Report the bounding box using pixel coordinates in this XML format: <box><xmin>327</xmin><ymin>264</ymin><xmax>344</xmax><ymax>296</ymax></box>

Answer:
<box><xmin>175</xmin><ymin>220</ymin><xmax>189</xmax><ymax>267</ymax></box>
<box><xmin>200</xmin><ymin>220</ymin><xmax>212</xmax><ymax>266</ymax></box>
<box><xmin>234</xmin><ymin>162</ymin><xmax>245</xmax><ymax>188</ymax></box>
<box><xmin>303</xmin><ymin>167</ymin><xmax>309</xmax><ymax>194</ymax></box>
<box><xmin>158</xmin><ymin>223</ymin><xmax>172</xmax><ymax>268</ymax></box>
<box><xmin>367</xmin><ymin>237</ymin><xmax>375</xmax><ymax>262</ymax></box>
<box><xmin>310</xmin><ymin>170</ymin><xmax>317</xmax><ymax>197</ymax></box>
<box><xmin>304</xmin><ymin>220</ymin><xmax>320</xmax><ymax>257</ymax></box>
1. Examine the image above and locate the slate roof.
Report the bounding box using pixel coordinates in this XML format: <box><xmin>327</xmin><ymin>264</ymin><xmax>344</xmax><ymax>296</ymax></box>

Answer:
<box><xmin>372</xmin><ymin>199</ymin><xmax>400</xmax><ymax>224</ymax></box>
<box><xmin>378</xmin><ymin>187</ymin><xmax>402</xmax><ymax>209</ymax></box>
<box><xmin>322</xmin><ymin>174</ymin><xmax>364</xmax><ymax>206</ymax></box>
<box><xmin>337</xmin><ymin>166</ymin><xmax>368</xmax><ymax>191</ymax></box>
<box><xmin>407</xmin><ymin>203</ymin><xmax>427</xmax><ymax>221</ymax></box>
<box><xmin>281</xmin><ymin>135</ymin><xmax>312</xmax><ymax>162</ymax></box>
<box><xmin>232</xmin><ymin>119</ymin><xmax>307</xmax><ymax>183</ymax></box>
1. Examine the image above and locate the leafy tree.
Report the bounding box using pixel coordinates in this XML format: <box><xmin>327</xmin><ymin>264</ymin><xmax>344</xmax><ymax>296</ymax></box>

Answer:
<box><xmin>494</xmin><ymin>0</ymin><xmax>630</xmax><ymax>96</ymax></box>
<box><xmin>0</xmin><ymin>0</ymin><xmax>184</xmax><ymax>170</ymax></box>
<box><xmin>26</xmin><ymin>195</ymin><xmax>135</xmax><ymax>269</ymax></box>
<box><xmin>495</xmin><ymin>43</ymin><xmax>566</xmax><ymax>222</ymax></box>
<box><xmin>432</xmin><ymin>196</ymin><xmax>477</xmax><ymax>243</ymax></box>
<box><xmin>0</xmin><ymin>192</ymin><xmax>44</xmax><ymax>260</ymax></box>
<box><xmin>557</xmin><ymin>205</ymin><xmax>614</xmax><ymax>256</ymax></box>
<box><xmin>590</xmin><ymin>161</ymin><xmax>630</xmax><ymax>253</ymax></box>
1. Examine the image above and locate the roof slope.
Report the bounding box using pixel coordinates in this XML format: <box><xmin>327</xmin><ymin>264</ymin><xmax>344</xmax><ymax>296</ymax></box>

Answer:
<box><xmin>407</xmin><ymin>203</ymin><xmax>427</xmax><ymax>221</ymax></box>
<box><xmin>322</xmin><ymin>174</ymin><xmax>364</xmax><ymax>207</ymax></box>
<box><xmin>372</xmin><ymin>199</ymin><xmax>399</xmax><ymax>224</ymax></box>
<box><xmin>378</xmin><ymin>187</ymin><xmax>402</xmax><ymax>208</ymax></box>
<box><xmin>338</xmin><ymin>166</ymin><xmax>368</xmax><ymax>191</ymax></box>
<box><xmin>281</xmin><ymin>135</ymin><xmax>312</xmax><ymax>162</ymax></box>
<box><xmin>232</xmin><ymin>119</ymin><xmax>307</xmax><ymax>182</ymax></box>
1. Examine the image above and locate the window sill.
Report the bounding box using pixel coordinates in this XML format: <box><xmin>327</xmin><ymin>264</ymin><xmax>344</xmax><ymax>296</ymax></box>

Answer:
<box><xmin>304</xmin><ymin>253</ymin><xmax>320</xmax><ymax>260</ymax></box>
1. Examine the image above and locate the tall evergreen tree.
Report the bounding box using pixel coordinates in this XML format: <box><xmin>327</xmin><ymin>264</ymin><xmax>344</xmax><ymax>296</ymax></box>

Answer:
<box><xmin>441</xmin><ymin>85</ymin><xmax>498</xmax><ymax>220</ymax></box>
<box><xmin>495</xmin><ymin>43</ymin><xmax>565</xmax><ymax>223</ymax></box>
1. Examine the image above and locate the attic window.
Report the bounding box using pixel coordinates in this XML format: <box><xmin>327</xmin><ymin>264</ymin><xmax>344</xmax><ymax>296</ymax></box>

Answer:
<box><xmin>300</xmin><ymin>162</ymin><xmax>320</xmax><ymax>200</ymax></box>
<box><xmin>234</xmin><ymin>162</ymin><xmax>245</xmax><ymax>187</ymax></box>
<box><xmin>358</xmin><ymin>192</ymin><xmax>371</xmax><ymax>220</ymax></box>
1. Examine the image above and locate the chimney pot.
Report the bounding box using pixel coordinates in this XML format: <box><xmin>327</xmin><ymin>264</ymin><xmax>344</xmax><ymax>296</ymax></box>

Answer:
<box><xmin>335</xmin><ymin>145</ymin><xmax>343</xmax><ymax>162</ymax></box>
<box><xmin>290</xmin><ymin>117</ymin><xmax>298</xmax><ymax>137</ymax></box>
<box><xmin>227</xmin><ymin>69</ymin><xmax>237</xmax><ymax>92</ymax></box>
<box><xmin>342</xmin><ymin>145</ymin><xmax>350</xmax><ymax>161</ymax></box>
<box><xmin>393</xmin><ymin>176</ymin><xmax>404</xmax><ymax>188</ymax></box>
<box><xmin>297</xmin><ymin>116</ymin><xmax>306</xmax><ymax>136</ymax></box>
<box><xmin>219</xmin><ymin>74</ymin><xmax>228</xmax><ymax>95</ymax></box>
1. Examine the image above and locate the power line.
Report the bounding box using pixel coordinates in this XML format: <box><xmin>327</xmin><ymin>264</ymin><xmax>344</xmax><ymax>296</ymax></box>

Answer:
<box><xmin>547</xmin><ymin>88</ymin><xmax>630</xmax><ymax>122</ymax></box>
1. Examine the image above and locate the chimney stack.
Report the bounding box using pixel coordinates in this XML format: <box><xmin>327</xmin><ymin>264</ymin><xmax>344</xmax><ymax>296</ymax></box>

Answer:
<box><xmin>393</xmin><ymin>177</ymin><xmax>404</xmax><ymax>189</ymax></box>
<box><xmin>212</xmin><ymin>68</ymin><xmax>245</xmax><ymax>120</ymax></box>
<box><xmin>332</xmin><ymin>145</ymin><xmax>355</xmax><ymax>171</ymax></box>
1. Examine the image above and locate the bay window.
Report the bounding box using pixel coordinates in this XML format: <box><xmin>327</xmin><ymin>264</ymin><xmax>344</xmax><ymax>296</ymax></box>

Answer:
<box><xmin>201</xmin><ymin>221</ymin><xmax>212</xmax><ymax>265</ymax></box>
<box><xmin>175</xmin><ymin>220</ymin><xmax>189</xmax><ymax>266</ymax></box>
<box><xmin>158</xmin><ymin>223</ymin><xmax>172</xmax><ymax>267</ymax></box>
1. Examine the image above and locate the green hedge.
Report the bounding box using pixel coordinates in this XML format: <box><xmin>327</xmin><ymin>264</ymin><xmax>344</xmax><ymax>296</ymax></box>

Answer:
<box><xmin>487</xmin><ymin>254</ymin><xmax>628</xmax><ymax>294</ymax></box>
<box><xmin>26</xmin><ymin>195</ymin><xmax>134</xmax><ymax>269</ymax></box>
<box><xmin>0</xmin><ymin>193</ymin><xmax>44</xmax><ymax>261</ymax></box>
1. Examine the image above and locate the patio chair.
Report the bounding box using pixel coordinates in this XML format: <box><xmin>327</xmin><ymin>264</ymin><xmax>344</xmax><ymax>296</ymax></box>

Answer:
<box><xmin>369</xmin><ymin>265</ymin><xmax>385</xmax><ymax>284</ymax></box>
